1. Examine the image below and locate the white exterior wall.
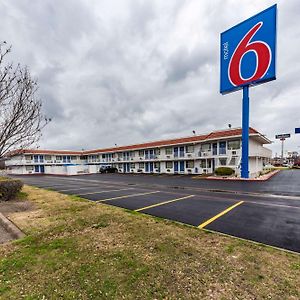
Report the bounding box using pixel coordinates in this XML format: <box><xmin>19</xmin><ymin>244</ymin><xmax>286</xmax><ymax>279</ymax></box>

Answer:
<box><xmin>5</xmin><ymin>133</ymin><xmax>272</xmax><ymax>178</ymax></box>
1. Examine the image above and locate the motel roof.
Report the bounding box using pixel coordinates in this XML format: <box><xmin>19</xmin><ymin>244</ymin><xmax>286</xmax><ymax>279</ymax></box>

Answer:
<box><xmin>6</xmin><ymin>127</ymin><xmax>271</xmax><ymax>156</ymax></box>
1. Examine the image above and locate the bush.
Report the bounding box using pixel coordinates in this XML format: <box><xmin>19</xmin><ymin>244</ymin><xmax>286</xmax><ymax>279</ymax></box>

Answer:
<box><xmin>0</xmin><ymin>178</ymin><xmax>23</xmax><ymax>201</ymax></box>
<box><xmin>215</xmin><ymin>167</ymin><xmax>235</xmax><ymax>176</ymax></box>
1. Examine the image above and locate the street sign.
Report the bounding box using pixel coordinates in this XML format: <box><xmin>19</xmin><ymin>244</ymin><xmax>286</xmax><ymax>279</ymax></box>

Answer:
<box><xmin>295</xmin><ymin>128</ymin><xmax>300</xmax><ymax>134</ymax></box>
<box><xmin>220</xmin><ymin>4</ymin><xmax>277</xmax><ymax>94</ymax></box>
<box><xmin>275</xmin><ymin>134</ymin><xmax>291</xmax><ymax>139</ymax></box>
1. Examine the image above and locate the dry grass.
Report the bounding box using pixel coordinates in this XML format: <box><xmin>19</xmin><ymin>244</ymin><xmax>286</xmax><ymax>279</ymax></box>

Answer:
<box><xmin>0</xmin><ymin>185</ymin><xmax>299</xmax><ymax>299</ymax></box>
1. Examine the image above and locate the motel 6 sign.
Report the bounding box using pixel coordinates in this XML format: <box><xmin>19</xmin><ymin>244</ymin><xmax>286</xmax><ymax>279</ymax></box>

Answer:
<box><xmin>220</xmin><ymin>5</ymin><xmax>277</xmax><ymax>94</ymax></box>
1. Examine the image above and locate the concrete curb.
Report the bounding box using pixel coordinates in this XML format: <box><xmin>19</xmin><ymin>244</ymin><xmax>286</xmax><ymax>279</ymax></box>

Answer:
<box><xmin>0</xmin><ymin>212</ymin><xmax>25</xmax><ymax>240</ymax></box>
<box><xmin>205</xmin><ymin>170</ymin><xmax>280</xmax><ymax>182</ymax></box>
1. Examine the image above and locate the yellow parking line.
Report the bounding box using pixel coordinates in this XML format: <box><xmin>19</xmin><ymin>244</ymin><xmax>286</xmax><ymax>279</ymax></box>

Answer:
<box><xmin>135</xmin><ymin>195</ymin><xmax>194</xmax><ymax>212</ymax></box>
<box><xmin>96</xmin><ymin>191</ymin><xmax>160</xmax><ymax>202</ymax></box>
<box><xmin>198</xmin><ymin>201</ymin><xmax>244</xmax><ymax>229</ymax></box>
<box><xmin>57</xmin><ymin>185</ymin><xmax>115</xmax><ymax>192</ymax></box>
<box><xmin>78</xmin><ymin>188</ymin><xmax>134</xmax><ymax>196</ymax></box>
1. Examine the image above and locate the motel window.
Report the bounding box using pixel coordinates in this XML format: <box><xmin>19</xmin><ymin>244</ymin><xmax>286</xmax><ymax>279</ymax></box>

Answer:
<box><xmin>80</xmin><ymin>156</ymin><xmax>87</xmax><ymax>160</ymax></box>
<box><xmin>71</xmin><ymin>156</ymin><xmax>77</xmax><ymax>161</ymax></box>
<box><xmin>56</xmin><ymin>156</ymin><xmax>62</xmax><ymax>161</ymax></box>
<box><xmin>25</xmin><ymin>166</ymin><xmax>34</xmax><ymax>171</ymax></box>
<box><xmin>25</xmin><ymin>155</ymin><xmax>32</xmax><ymax>161</ymax></box>
<box><xmin>200</xmin><ymin>160</ymin><xmax>206</xmax><ymax>168</ymax></box>
<box><xmin>186</xmin><ymin>161</ymin><xmax>194</xmax><ymax>168</ymax></box>
<box><xmin>219</xmin><ymin>158</ymin><xmax>227</xmax><ymax>166</ymax></box>
<box><xmin>165</xmin><ymin>148</ymin><xmax>172</xmax><ymax>155</ymax></box>
<box><xmin>45</xmin><ymin>155</ymin><xmax>52</xmax><ymax>161</ymax></box>
<box><xmin>118</xmin><ymin>153</ymin><xmax>123</xmax><ymax>158</ymax></box>
<box><xmin>130</xmin><ymin>163</ymin><xmax>135</xmax><ymax>168</ymax></box>
<box><xmin>138</xmin><ymin>150</ymin><xmax>144</xmax><ymax>157</ymax></box>
<box><xmin>227</xmin><ymin>140</ymin><xmax>240</xmax><ymax>150</ymax></box>
<box><xmin>166</xmin><ymin>161</ymin><xmax>173</xmax><ymax>169</ymax></box>
<box><xmin>229</xmin><ymin>157</ymin><xmax>237</xmax><ymax>165</ymax></box>
<box><xmin>102</xmin><ymin>154</ymin><xmax>105</xmax><ymax>159</ymax></box>
<box><xmin>139</xmin><ymin>162</ymin><xmax>144</xmax><ymax>169</ymax></box>
<box><xmin>186</xmin><ymin>145</ymin><xmax>194</xmax><ymax>153</ymax></box>
<box><xmin>155</xmin><ymin>148</ymin><xmax>160</xmax><ymax>155</ymax></box>
<box><xmin>201</xmin><ymin>144</ymin><xmax>211</xmax><ymax>151</ymax></box>
<box><xmin>130</xmin><ymin>151</ymin><xmax>135</xmax><ymax>157</ymax></box>
<box><xmin>154</xmin><ymin>162</ymin><xmax>160</xmax><ymax>169</ymax></box>
<box><xmin>219</xmin><ymin>141</ymin><xmax>227</xmax><ymax>155</ymax></box>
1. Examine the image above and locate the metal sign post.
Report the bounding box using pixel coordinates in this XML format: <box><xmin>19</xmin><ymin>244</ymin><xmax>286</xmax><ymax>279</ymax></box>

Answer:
<box><xmin>280</xmin><ymin>138</ymin><xmax>285</xmax><ymax>163</ymax></box>
<box><xmin>220</xmin><ymin>5</ymin><xmax>277</xmax><ymax>178</ymax></box>
<box><xmin>275</xmin><ymin>134</ymin><xmax>291</xmax><ymax>164</ymax></box>
<box><xmin>241</xmin><ymin>86</ymin><xmax>249</xmax><ymax>178</ymax></box>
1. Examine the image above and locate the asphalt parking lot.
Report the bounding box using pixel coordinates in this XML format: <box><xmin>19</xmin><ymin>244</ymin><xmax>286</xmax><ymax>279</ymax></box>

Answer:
<box><xmin>15</xmin><ymin>170</ymin><xmax>300</xmax><ymax>253</ymax></box>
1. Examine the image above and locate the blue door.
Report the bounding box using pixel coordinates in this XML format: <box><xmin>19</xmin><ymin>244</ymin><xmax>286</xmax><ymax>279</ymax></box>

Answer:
<box><xmin>34</xmin><ymin>165</ymin><xmax>39</xmax><ymax>173</ymax></box>
<box><xmin>179</xmin><ymin>161</ymin><xmax>185</xmax><ymax>172</ymax></box>
<box><xmin>174</xmin><ymin>147</ymin><xmax>178</xmax><ymax>157</ymax></box>
<box><xmin>145</xmin><ymin>150</ymin><xmax>149</xmax><ymax>159</ymax></box>
<box><xmin>149</xmin><ymin>149</ymin><xmax>154</xmax><ymax>159</ymax></box>
<box><xmin>174</xmin><ymin>161</ymin><xmax>179</xmax><ymax>172</ymax></box>
<box><xmin>40</xmin><ymin>165</ymin><xmax>45</xmax><ymax>173</ymax></box>
<box><xmin>179</xmin><ymin>146</ymin><xmax>184</xmax><ymax>157</ymax></box>
<box><xmin>123</xmin><ymin>163</ymin><xmax>130</xmax><ymax>173</ymax></box>
<box><xmin>149</xmin><ymin>162</ymin><xmax>154</xmax><ymax>172</ymax></box>
<box><xmin>145</xmin><ymin>162</ymin><xmax>149</xmax><ymax>172</ymax></box>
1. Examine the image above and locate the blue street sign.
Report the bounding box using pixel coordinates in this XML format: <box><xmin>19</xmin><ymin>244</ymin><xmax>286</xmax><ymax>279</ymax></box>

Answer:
<box><xmin>220</xmin><ymin>4</ymin><xmax>277</xmax><ymax>94</ymax></box>
<box><xmin>220</xmin><ymin>5</ymin><xmax>277</xmax><ymax>179</ymax></box>
<box><xmin>295</xmin><ymin>128</ymin><xmax>300</xmax><ymax>134</ymax></box>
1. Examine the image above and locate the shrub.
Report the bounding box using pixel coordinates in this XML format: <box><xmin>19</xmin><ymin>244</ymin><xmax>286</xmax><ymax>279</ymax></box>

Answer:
<box><xmin>215</xmin><ymin>167</ymin><xmax>235</xmax><ymax>176</ymax></box>
<box><xmin>0</xmin><ymin>178</ymin><xmax>23</xmax><ymax>201</ymax></box>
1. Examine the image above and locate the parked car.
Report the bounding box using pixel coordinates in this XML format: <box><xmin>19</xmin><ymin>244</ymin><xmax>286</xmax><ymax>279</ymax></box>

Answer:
<box><xmin>99</xmin><ymin>166</ymin><xmax>118</xmax><ymax>173</ymax></box>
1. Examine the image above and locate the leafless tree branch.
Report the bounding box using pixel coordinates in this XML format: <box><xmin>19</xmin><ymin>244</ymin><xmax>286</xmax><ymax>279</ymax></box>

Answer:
<box><xmin>0</xmin><ymin>42</ymin><xmax>50</xmax><ymax>157</ymax></box>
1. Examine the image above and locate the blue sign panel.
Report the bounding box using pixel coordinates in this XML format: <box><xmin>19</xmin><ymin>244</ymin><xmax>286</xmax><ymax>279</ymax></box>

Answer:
<box><xmin>220</xmin><ymin>5</ymin><xmax>277</xmax><ymax>94</ymax></box>
<box><xmin>295</xmin><ymin>128</ymin><xmax>300</xmax><ymax>134</ymax></box>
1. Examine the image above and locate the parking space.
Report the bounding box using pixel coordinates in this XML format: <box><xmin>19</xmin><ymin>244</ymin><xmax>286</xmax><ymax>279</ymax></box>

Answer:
<box><xmin>206</xmin><ymin>202</ymin><xmax>300</xmax><ymax>253</ymax></box>
<box><xmin>137</xmin><ymin>196</ymin><xmax>242</xmax><ymax>227</ymax></box>
<box><xmin>15</xmin><ymin>174</ymin><xmax>300</xmax><ymax>253</ymax></box>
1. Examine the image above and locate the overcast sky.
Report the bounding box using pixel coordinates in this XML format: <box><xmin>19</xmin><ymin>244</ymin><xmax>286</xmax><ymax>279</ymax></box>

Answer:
<box><xmin>1</xmin><ymin>0</ymin><xmax>299</xmax><ymax>156</ymax></box>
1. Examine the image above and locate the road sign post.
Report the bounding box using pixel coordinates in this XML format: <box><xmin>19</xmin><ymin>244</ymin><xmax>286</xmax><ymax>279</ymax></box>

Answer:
<box><xmin>275</xmin><ymin>134</ymin><xmax>291</xmax><ymax>163</ymax></box>
<box><xmin>220</xmin><ymin>5</ymin><xmax>277</xmax><ymax>178</ymax></box>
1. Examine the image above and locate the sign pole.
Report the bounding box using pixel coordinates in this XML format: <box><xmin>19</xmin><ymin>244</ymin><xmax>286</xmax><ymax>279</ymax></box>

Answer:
<box><xmin>281</xmin><ymin>138</ymin><xmax>285</xmax><ymax>163</ymax></box>
<box><xmin>241</xmin><ymin>85</ymin><xmax>249</xmax><ymax>178</ymax></box>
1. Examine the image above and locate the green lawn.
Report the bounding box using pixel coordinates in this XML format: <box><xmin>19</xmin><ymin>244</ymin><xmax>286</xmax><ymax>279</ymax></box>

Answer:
<box><xmin>0</xmin><ymin>185</ymin><xmax>299</xmax><ymax>299</ymax></box>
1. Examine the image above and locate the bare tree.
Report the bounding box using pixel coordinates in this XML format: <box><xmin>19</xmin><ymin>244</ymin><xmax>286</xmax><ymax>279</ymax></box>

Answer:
<box><xmin>0</xmin><ymin>42</ymin><xmax>50</xmax><ymax>157</ymax></box>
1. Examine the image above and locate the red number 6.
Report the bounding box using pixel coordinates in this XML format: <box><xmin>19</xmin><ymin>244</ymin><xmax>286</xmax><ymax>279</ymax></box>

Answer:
<box><xmin>228</xmin><ymin>22</ymin><xmax>271</xmax><ymax>86</ymax></box>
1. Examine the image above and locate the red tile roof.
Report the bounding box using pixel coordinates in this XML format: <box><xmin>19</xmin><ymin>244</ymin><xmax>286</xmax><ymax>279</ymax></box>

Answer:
<box><xmin>85</xmin><ymin>127</ymin><xmax>264</xmax><ymax>154</ymax></box>
<box><xmin>6</xmin><ymin>127</ymin><xmax>269</xmax><ymax>157</ymax></box>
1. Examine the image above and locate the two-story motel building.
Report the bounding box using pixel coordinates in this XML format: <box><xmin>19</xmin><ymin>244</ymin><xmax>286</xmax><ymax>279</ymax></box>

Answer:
<box><xmin>4</xmin><ymin>127</ymin><xmax>272</xmax><ymax>178</ymax></box>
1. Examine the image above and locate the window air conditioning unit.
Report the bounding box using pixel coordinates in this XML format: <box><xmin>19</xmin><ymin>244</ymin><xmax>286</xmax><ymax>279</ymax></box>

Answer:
<box><xmin>167</xmin><ymin>169</ymin><xmax>170</xmax><ymax>172</ymax></box>
<box><xmin>166</xmin><ymin>155</ymin><xmax>170</xmax><ymax>158</ymax></box>
<box><xmin>187</xmin><ymin>169</ymin><xmax>192</xmax><ymax>173</ymax></box>
<box><xmin>232</xmin><ymin>151</ymin><xmax>237</xmax><ymax>155</ymax></box>
<box><xmin>187</xmin><ymin>154</ymin><xmax>192</xmax><ymax>157</ymax></box>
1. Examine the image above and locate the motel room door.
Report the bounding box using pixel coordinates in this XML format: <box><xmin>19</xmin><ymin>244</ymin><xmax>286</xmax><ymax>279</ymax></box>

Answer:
<box><xmin>149</xmin><ymin>162</ymin><xmax>154</xmax><ymax>172</ymax></box>
<box><xmin>179</xmin><ymin>161</ymin><xmax>185</xmax><ymax>173</ymax></box>
<box><xmin>123</xmin><ymin>163</ymin><xmax>130</xmax><ymax>173</ymax></box>
<box><xmin>174</xmin><ymin>161</ymin><xmax>179</xmax><ymax>172</ymax></box>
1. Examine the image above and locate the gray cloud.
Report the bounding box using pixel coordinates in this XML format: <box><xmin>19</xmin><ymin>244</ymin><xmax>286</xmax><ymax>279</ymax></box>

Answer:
<box><xmin>0</xmin><ymin>0</ymin><xmax>299</xmax><ymax>156</ymax></box>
